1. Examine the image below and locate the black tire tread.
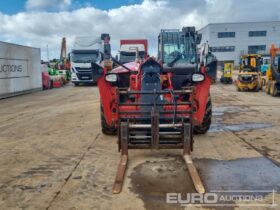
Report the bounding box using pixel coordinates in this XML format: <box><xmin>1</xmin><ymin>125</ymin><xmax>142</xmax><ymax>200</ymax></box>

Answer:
<box><xmin>100</xmin><ymin>105</ymin><xmax>117</xmax><ymax>135</ymax></box>
<box><xmin>194</xmin><ymin>96</ymin><xmax>212</xmax><ymax>134</ymax></box>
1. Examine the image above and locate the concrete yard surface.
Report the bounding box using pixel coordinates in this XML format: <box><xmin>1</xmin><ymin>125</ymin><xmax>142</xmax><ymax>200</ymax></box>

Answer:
<box><xmin>0</xmin><ymin>82</ymin><xmax>279</xmax><ymax>210</ymax></box>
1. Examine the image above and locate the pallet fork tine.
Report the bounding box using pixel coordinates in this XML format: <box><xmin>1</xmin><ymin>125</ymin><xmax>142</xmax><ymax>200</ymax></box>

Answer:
<box><xmin>112</xmin><ymin>155</ymin><xmax>128</xmax><ymax>194</ymax></box>
<box><xmin>183</xmin><ymin>154</ymin><xmax>205</xmax><ymax>194</ymax></box>
<box><xmin>113</xmin><ymin>122</ymin><xmax>129</xmax><ymax>194</ymax></box>
<box><xmin>183</xmin><ymin>123</ymin><xmax>205</xmax><ymax>194</ymax></box>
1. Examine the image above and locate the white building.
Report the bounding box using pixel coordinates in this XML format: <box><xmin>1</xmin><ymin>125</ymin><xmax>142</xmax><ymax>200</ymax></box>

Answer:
<box><xmin>199</xmin><ymin>21</ymin><xmax>280</xmax><ymax>66</ymax></box>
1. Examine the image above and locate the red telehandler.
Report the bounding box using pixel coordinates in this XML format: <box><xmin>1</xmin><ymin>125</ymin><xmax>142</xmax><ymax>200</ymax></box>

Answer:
<box><xmin>95</xmin><ymin>28</ymin><xmax>217</xmax><ymax>194</ymax></box>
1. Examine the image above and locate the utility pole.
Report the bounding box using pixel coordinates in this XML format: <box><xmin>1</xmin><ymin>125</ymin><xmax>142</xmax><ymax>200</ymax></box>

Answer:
<box><xmin>47</xmin><ymin>44</ymin><xmax>49</xmax><ymax>62</ymax></box>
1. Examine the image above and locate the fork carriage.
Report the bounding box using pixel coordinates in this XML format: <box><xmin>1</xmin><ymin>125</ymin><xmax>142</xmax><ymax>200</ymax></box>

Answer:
<box><xmin>113</xmin><ymin>88</ymin><xmax>205</xmax><ymax>194</ymax></box>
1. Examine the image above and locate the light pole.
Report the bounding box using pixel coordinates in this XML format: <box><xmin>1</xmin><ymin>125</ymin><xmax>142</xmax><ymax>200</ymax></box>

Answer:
<box><xmin>47</xmin><ymin>44</ymin><xmax>49</xmax><ymax>62</ymax></box>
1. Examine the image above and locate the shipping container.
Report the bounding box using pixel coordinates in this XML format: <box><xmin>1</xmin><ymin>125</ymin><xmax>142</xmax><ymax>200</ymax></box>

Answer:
<box><xmin>0</xmin><ymin>41</ymin><xmax>41</xmax><ymax>99</ymax></box>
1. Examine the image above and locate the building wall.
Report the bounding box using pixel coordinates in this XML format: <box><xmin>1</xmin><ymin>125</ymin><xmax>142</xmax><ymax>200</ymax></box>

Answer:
<box><xmin>199</xmin><ymin>21</ymin><xmax>280</xmax><ymax>66</ymax></box>
<box><xmin>0</xmin><ymin>42</ymin><xmax>41</xmax><ymax>99</ymax></box>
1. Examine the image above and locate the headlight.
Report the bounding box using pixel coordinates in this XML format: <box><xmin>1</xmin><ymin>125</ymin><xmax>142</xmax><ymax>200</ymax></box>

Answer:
<box><xmin>192</xmin><ymin>73</ymin><xmax>205</xmax><ymax>82</ymax></box>
<box><xmin>105</xmin><ymin>73</ymin><xmax>118</xmax><ymax>83</ymax></box>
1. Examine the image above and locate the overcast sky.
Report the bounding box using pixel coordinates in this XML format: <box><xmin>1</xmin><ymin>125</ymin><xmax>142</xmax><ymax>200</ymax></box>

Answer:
<box><xmin>0</xmin><ymin>0</ymin><xmax>280</xmax><ymax>60</ymax></box>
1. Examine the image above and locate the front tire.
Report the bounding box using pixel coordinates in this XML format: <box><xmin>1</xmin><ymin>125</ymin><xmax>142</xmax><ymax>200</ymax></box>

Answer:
<box><xmin>194</xmin><ymin>96</ymin><xmax>212</xmax><ymax>134</ymax></box>
<box><xmin>100</xmin><ymin>105</ymin><xmax>117</xmax><ymax>135</ymax></box>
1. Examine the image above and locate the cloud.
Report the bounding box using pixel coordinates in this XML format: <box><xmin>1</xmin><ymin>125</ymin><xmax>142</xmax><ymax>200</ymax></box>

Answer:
<box><xmin>26</xmin><ymin>0</ymin><xmax>72</xmax><ymax>11</ymax></box>
<box><xmin>0</xmin><ymin>0</ymin><xmax>279</xmax><ymax>60</ymax></box>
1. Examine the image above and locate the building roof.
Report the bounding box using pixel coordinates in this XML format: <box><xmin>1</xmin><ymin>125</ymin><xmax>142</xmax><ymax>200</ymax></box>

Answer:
<box><xmin>199</xmin><ymin>20</ymin><xmax>280</xmax><ymax>31</ymax></box>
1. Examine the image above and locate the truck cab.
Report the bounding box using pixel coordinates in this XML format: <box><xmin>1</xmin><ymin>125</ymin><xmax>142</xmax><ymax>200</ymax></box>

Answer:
<box><xmin>70</xmin><ymin>36</ymin><xmax>103</xmax><ymax>86</ymax></box>
<box><xmin>118</xmin><ymin>39</ymin><xmax>148</xmax><ymax>64</ymax></box>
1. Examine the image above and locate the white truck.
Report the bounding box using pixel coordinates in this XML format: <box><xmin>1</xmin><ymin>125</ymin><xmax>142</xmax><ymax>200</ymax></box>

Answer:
<box><xmin>118</xmin><ymin>39</ymin><xmax>148</xmax><ymax>64</ymax></box>
<box><xmin>70</xmin><ymin>36</ymin><xmax>103</xmax><ymax>86</ymax></box>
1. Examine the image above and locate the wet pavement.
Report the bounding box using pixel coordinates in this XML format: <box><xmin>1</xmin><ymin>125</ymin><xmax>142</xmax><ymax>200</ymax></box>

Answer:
<box><xmin>209</xmin><ymin>123</ymin><xmax>273</xmax><ymax>132</ymax></box>
<box><xmin>195</xmin><ymin>157</ymin><xmax>280</xmax><ymax>192</ymax></box>
<box><xmin>129</xmin><ymin>155</ymin><xmax>195</xmax><ymax>210</ymax></box>
<box><xmin>210</xmin><ymin>105</ymin><xmax>273</xmax><ymax>132</ymax></box>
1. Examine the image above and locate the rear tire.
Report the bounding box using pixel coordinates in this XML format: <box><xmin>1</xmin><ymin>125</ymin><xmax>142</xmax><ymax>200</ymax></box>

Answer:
<box><xmin>100</xmin><ymin>105</ymin><xmax>117</xmax><ymax>135</ymax></box>
<box><xmin>194</xmin><ymin>96</ymin><xmax>212</xmax><ymax>134</ymax></box>
<box><xmin>271</xmin><ymin>82</ymin><xmax>278</xmax><ymax>97</ymax></box>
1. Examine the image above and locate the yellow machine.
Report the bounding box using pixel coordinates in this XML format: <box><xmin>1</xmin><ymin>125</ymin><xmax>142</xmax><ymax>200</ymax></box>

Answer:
<box><xmin>235</xmin><ymin>54</ymin><xmax>263</xmax><ymax>91</ymax></box>
<box><xmin>265</xmin><ymin>44</ymin><xmax>280</xmax><ymax>96</ymax></box>
<box><xmin>220</xmin><ymin>63</ymin><xmax>233</xmax><ymax>84</ymax></box>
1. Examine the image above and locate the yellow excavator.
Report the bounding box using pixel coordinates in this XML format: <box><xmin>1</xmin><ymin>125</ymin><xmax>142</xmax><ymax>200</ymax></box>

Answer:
<box><xmin>235</xmin><ymin>54</ymin><xmax>263</xmax><ymax>91</ymax></box>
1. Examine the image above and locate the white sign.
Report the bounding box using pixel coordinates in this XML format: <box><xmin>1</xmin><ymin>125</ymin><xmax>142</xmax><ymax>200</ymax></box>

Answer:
<box><xmin>0</xmin><ymin>58</ymin><xmax>28</xmax><ymax>79</ymax></box>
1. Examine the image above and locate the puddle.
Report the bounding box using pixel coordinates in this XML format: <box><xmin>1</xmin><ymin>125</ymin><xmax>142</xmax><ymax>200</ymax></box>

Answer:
<box><xmin>209</xmin><ymin>123</ymin><xmax>273</xmax><ymax>132</ymax></box>
<box><xmin>210</xmin><ymin>105</ymin><xmax>273</xmax><ymax>133</ymax></box>
<box><xmin>129</xmin><ymin>156</ymin><xmax>280</xmax><ymax>210</ymax></box>
<box><xmin>212</xmin><ymin>106</ymin><xmax>249</xmax><ymax>116</ymax></box>
<box><xmin>129</xmin><ymin>155</ymin><xmax>195</xmax><ymax>210</ymax></box>
<box><xmin>195</xmin><ymin>157</ymin><xmax>280</xmax><ymax>191</ymax></box>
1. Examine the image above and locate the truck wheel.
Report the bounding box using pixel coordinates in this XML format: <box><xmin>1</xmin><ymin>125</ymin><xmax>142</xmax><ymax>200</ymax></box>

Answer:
<box><xmin>74</xmin><ymin>83</ymin><xmax>79</xmax><ymax>86</ymax></box>
<box><xmin>101</xmin><ymin>105</ymin><xmax>117</xmax><ymax>135</ymax></box>
<box><xmin>194</xmin><ymin>96</ymin><xmax>212</xmax><ymax>134</ymax></box>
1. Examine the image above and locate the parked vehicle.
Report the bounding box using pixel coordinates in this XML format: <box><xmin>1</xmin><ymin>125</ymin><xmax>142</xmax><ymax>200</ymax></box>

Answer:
<box><xmin>118</xmin><ymin>39</ymin><xmax>148</xmax><ymax>64</ymax></box>
<box><xmin>265</xmin><ymin>44</ymin><xmax>280</xmax><ymax>96</ymax></box>
<box><xmin>220</xmin><ymin>63</ymin><xmax>233</xmax><ymax>84</ymax></box>
<box><xmin>235</xmin><ymin>54</ymin><xmax>263</xmax><ymax>91</ymax></box>
<box><xmin>96</xmin><ymin>28</ymin><xmax>217</xmax><ymax>194</ymax></box>
<box><xmin>41</xmin><ymin>64</ymin><xmax>65</xmax><ymax>89</ymax></box>
<box><xmin>261</xmin><ymin>56</ymin><xmax>271</xmax><ymax>75</ymax></box>
<box><xmin>70</xmin><ymin>36</ymin><xmax>105</xmax><ymax>86</ymax></box>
